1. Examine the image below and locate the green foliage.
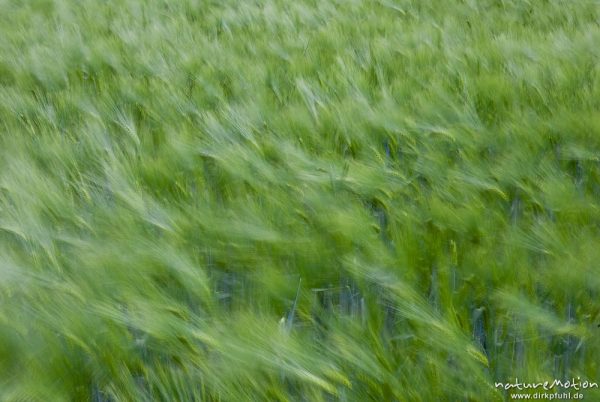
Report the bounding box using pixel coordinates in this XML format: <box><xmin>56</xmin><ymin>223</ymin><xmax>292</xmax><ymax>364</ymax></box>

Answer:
<box><xmin>1</xmin><ymin>0</ymin><xmax>599</xmax><ymax>400</ymax></box>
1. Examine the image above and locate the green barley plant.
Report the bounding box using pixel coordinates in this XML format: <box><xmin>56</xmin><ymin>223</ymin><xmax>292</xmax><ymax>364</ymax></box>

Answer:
<box><xmin>1</xmin><ymin>0</ymin><xmax>600</xmax><ymax>400</ymax></box>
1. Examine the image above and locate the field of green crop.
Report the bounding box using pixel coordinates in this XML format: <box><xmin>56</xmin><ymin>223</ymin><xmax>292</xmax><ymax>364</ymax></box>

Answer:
<box><xmin>1</xmin><ymin>0</ymin><xmax>600</xmax><ymax>400</ymax></box>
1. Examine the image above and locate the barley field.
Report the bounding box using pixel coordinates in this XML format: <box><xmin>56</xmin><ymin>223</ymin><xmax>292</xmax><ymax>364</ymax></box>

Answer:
<box><xmin>1</xmin><ymin>0</ymin><xmax>600</xmax><ymax>401</ymax></box>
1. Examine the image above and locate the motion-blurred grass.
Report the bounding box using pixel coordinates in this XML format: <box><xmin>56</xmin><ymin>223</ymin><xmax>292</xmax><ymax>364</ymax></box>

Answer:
<box><xmin>1</xmin><ymin>0</ymin><xmax>600</xmax><ymax>401</ymax></box>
